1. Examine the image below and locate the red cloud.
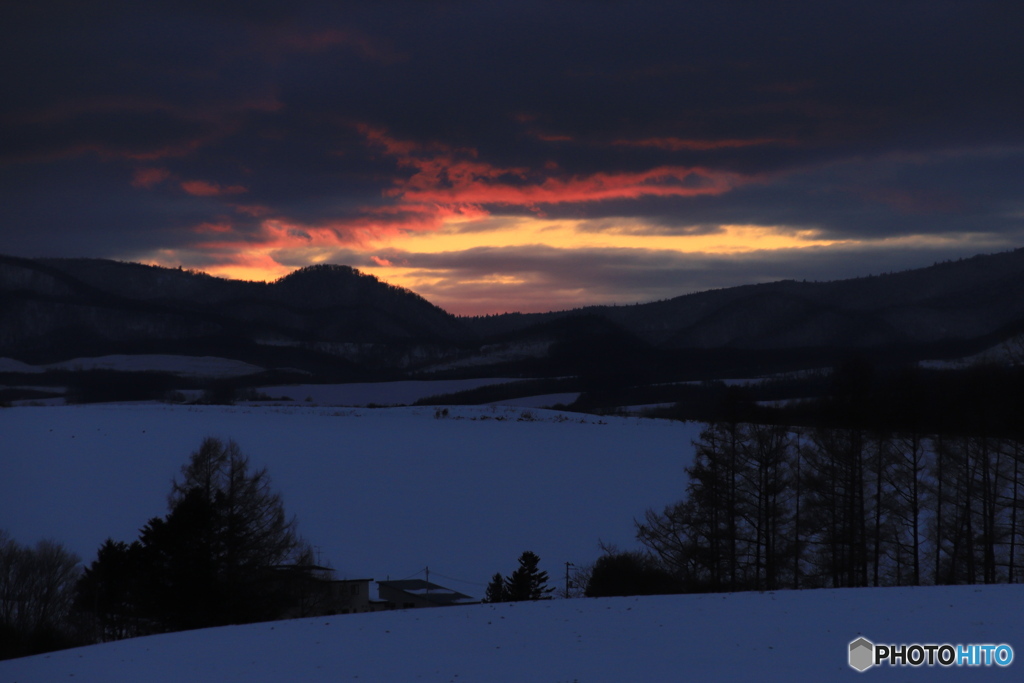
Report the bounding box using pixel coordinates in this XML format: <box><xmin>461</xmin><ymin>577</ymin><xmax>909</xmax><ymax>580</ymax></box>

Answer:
<box><xmin>191</xmin><ymin>222</ymin><xmax>234</xmax><ymax>234</ymax></box>
<box><xmin>131</xmin><ymin>167</ymin><xmax>171</xmax><ymax>188</ymax></box>
<box><xmin>181</xmin><ymin>180</ymin><xmax>248</xmax><ymax>197</ymax></box>
<box><xmin>363</xmin><ymin>126</ymin><xmax>746</xmax><ymax>209</ymax></box>
<box><xmin>395</xmin><ymin>162</ymin><xmax>739</xmax><ymax>205</ymax></box>
<box><xmin>155</xmin><ymin>125</ymin><xmax>758</xmax><ymax>288</ymax></box>
<box><xmin>613</xmin><ymin>136</ymin><xmax>793</xmax><ymax>151</ymax></box>
<box><xmin>260</xmin><ymin>27</ymin><xmax>403</xmax><ymax>64</ymax></box>
<box><xmin>532</xmin><ymin>132</ymin><xmax>574</xmax><ymax>142</ymax></box>
<box><xmin>232</xmin><ymin>204</ymin><xmax>274</xmax><ymax>217</ymax></box>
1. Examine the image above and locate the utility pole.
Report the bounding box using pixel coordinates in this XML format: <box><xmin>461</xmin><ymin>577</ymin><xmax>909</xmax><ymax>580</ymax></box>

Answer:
<box><xmin>565</xmin><ymin>561</ymin><xmax>575</xmax><ymax>598</ymax></box>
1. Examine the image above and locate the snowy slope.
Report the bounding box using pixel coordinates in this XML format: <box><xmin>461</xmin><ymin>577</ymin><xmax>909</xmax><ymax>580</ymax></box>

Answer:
<box><xmin>3</xmin><ymin>585</ymin><xmax>1022</xmax><ymax>682</ymax></box>
<box><xmin>0</xmin><ymin>404</ymin><xmax>698</xmax><ymax>595</ymax></box>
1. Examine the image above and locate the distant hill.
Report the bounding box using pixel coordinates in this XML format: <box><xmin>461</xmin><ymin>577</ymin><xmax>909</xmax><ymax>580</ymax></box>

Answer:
<box><xmin>0</xmin><ymin>256</ymin><xmax>471</xmax><ymax>371</ymax></box>
<box><xmin>466</xmin><ymin>249</ymin><xmax>1024</xmax><ymax>350</ymax></box>
<box><xmin>2</xmin><ymin>249</ymin><xmax>1024</xmax><ymax>379</ymax></box>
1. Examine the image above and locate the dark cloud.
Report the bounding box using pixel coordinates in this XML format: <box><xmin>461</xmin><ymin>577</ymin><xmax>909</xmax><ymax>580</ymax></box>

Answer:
<box><xmin>334</xmin><ymin>239</ymin><xmax>1017</xmax><ymax>315</ymax></box>
<box><xmin>1</xmin><ymin>0</ymin><xmax>1022</xmax><ymax>310</ymax></box>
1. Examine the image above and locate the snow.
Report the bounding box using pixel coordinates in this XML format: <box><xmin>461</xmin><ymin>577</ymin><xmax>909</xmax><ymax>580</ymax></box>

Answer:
<box><xmin>918</xmin><ymin>343</ymin><xmax>1014</xmax><ymax>369</ymax></box>
<box><xmin>3</xmin><ymin>585</ymin><xmax>1021</xmax><ymax>682</ymax></box>
<box><xmin>0</xmin><ymin>404</ymin><xmax>698</xmax><ymax>597</ymax></box>
<box><xmin>0</xmin><ymin>357</ymin><xmax>43</xmax><ymax>373</ymax></box>
<box><xmin>484</xmin><ymin>392</ymin><xmax>580</xmax><ymax>408</ymax></box>
<box><xmin>2</xmin><ymin>403</ymin><xmax>1022</xmax><ymax>681</ymax></box>
<box><xmin>254</xmin><ymin>378</ymin><xmax>517</xmax><ymax>406</ymax></box>
<box><xmin>44</xmin><ymin>354</ymin><xmax>266</xmax><ymax>377</ymax></box>
<box><xmin>420</xmin><ymin>341</ymin><xmax>553</xmax><ymax>372</ymax></box>
<box><xmin>620</xmin><ymin>402</ymin><xmax>677</xmax><ymax>413</ymax></box>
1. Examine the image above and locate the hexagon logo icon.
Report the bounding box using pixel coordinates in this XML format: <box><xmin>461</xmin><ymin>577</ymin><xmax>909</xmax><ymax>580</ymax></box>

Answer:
<box><xmin>849</xmin><ymin>637</ymin><xmax>874</xmax><ymax>672</ymax></box>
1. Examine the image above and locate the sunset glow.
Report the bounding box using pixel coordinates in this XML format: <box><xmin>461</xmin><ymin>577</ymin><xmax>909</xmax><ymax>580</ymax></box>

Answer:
<box><xmin>3</xmin><ymin>2</ymin><xmax>1021</xmax><ymax>313</ymax></box>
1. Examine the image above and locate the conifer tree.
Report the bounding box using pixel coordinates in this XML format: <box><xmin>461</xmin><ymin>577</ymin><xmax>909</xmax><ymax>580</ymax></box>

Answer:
<box><xmin>483</xmin><ymin>572</ymin><xmax>507</xmax><ymax>603</ymax></box>
<box><xmin>504</xmin><ymin>551</ymin><xmax>554</xmax><ymax>601</ymax></box>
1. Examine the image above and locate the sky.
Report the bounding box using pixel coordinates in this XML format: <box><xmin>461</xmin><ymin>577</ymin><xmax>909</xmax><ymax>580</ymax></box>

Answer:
<box><xmin>2</xmin><ymin>1</ymin><xmax>1023</xmax><ymax>315</ymax></box>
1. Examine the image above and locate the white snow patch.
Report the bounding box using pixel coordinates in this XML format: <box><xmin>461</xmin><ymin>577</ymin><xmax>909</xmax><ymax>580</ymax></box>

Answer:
<box><xmin>621</xmin><ymin>402</ymin><xmax>677</xmax><ymax>413</ymax></box>
<box><xmin>0</xmin><ymin>357</ymin><xmax>43</xmax><ymax>373</ymax></box>
<box><xmin>485</xmin><ymin>392</ymin><xmax>580</xmax><ymax>408</ymax></box>
<box><xmin>918</xmin><ymin>343</ymin><xmax>1016</xmax><ymax>369</ymax></box>
<box><xmin>421</xmin><ymin>341</ymin><xmax>553</xmax><ymax>372</ymax></box>
<box><xmin>255</xmin><ymin>378</ymin><xmax>517</xmax><ymax>406</ymax></box>
<box><xmin>43</xmin><ymin>354</ymin><xmax>265</xmax><ymax>377</ymax></box>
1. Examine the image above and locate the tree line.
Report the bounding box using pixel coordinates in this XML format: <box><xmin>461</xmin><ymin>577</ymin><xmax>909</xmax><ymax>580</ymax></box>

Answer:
<box><xmin>635</xmin><ymin>421</ymin><xmax>1024</xmax><ymax>593</ymax></box>
<box><xmin>1</xmin><ymin>437</ymin><xmax>316</xmax><ymax>659</ymax></box>
<box><xmin>76</xmin><ymin>437</ymin><xmax>313</xmax><ymax>641</ymax></box>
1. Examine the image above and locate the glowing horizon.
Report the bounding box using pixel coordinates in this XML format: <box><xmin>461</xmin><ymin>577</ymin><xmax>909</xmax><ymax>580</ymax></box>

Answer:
<box><xmin>136</xmin><ymin>215</ymin><xmax>1013</xmax><ymax>316</ymax></box>
<box><xmin>6</xmin><ymin>4</ymin><xmax>1021</xmax><ymax>316</ymax></box>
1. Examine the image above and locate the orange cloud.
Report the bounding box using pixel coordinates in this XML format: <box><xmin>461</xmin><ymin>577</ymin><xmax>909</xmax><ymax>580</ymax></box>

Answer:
<box><xmin>181</xmin><ymin>180</ymin><xmax>248</xmax><ymax>197</ymax></box>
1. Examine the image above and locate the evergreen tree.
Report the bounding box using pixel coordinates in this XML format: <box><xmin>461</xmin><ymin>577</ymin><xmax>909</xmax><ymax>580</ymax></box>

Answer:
<box><xmin>503</xmin><ymin>551</ymin><xmax>554</xmax><ymax>601</ymax></box>
<box><xmin>483</xmin><ymin>572</ymin><xmax>507</xmax><ymax>603</ymax></box>
<box><xmin>75</xmin><ymin>539</ymin><xmax>145</xmax><ymax>641</ymax></box>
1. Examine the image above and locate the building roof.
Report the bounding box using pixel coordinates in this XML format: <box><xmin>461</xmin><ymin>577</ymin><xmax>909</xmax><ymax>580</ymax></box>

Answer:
<box><xmin>377</xmin><ymin>579</ymin><xmax>474</xmax><ymax>606</ymax></box>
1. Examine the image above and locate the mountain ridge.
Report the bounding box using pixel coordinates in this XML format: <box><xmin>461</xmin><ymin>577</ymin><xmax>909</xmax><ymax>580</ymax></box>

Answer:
<box><xmin>465</xmin><ymin>248</ymin><xmax>1024</xmax><ymax>350</ymax></box>
<box><xmin>2</xmin><ymin>249</ymin><xmax>1024</xmax><ymax>374</ymax></box>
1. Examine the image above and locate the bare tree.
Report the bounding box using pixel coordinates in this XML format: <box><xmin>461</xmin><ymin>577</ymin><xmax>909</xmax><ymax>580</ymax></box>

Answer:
<box><xmin>0</xmin><ymin>531</ymin><xmax>81</xmax><ymax>659</ymax></box>
<box><xmin>170</xmin><ymin>437</ymin><xmax>301</xmax><ymax>580</ymax></box>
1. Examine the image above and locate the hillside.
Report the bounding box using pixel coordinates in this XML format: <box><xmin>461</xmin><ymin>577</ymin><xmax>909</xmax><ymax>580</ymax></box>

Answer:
<box><xmin>0</xmin><ymin>256</ymin><xmax>470</xmax><ymax>369</ymax></box>
<box><xmin>466</xmin><ymin>248</ymin><xmax>1024</xmax><ymax>350</ymax></box>
<box><xmin>2</xmin><ymin>585</ymin><xmax>1020</xmax><ymax>681</ymax></box>
<box><xmin>3</xmin><ymin>249</ymin><xmax>1024</xmax><ymax>387</ymax></box>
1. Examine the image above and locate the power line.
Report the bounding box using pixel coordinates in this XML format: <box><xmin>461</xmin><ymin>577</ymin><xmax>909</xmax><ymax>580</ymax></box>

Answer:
<box><xmin>429</xmin><ymin>569</ymin><xmax>486</xmax><ymax>587</ymax></box>
<box><xmin>387</xmin><ymin>566</ymin><xmax>486</xmax><ymax>587</ymax></box>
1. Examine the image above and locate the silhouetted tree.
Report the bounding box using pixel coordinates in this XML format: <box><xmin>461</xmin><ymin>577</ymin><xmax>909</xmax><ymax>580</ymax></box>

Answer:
<box><xmin>584</xmin><ymin>550</ymin><xmax>683</xmax><ymax>597</ymax></box>
<box><xmin>0</xmin><ymin>531</ymin><xmax>81</xmax><ymax>660</ymax></box>
<box><xmin>503</xmin><ymin>551</ymin><xmax>554</xmax><ymax>601</ymax></box>
<box><xmin>75</xmin><ymin>539</ymin><xmax>146</xmax><ymax>641</ymax></box>
<box><xmin>76</xmin><ymin>437</ymin><xmax>307</xmax><ymax>635</ymax></box>
<box><xmin>483</xmin><ymin>573</ymin><xmax>507</xmax><ymax>603</ymax></box>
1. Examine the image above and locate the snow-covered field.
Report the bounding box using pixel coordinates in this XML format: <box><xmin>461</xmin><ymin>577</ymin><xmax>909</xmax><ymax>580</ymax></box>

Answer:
<box><xmin>3</xmin><ymin>403</ymin><xmax>1022</xmax><ymax>680</ymax></box>
<box><xmin>3</xmin><ymin>585</ymin><xmax>1021</xmax><ymax>682</ymax></box>
<box><xmin>0</xmin><ymin>404</ymin><xmax>697</xmax><ymax>595</ymax></box>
